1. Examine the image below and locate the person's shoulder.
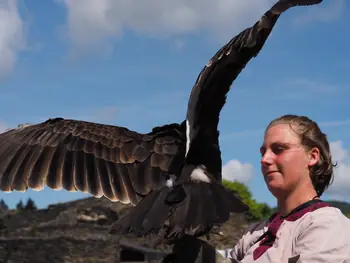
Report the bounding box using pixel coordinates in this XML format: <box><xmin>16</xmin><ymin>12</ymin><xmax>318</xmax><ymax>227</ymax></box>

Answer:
<box><xmin>309</xmin><ymin>204</ymin><xmax>349</xmax><ymax>219</ymax></box>
<box><xmin>292</xmin><ymin>204</ymin><xmax>350</xmax><ymax>254</ymax></box>
<box><xmin>299</xmin><ymin>204</ymin><xmax>350</xmax><ymax>230</ymax></box>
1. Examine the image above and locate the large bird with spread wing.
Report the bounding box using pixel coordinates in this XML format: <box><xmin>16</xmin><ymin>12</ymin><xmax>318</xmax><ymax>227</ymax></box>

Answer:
<box><xmin>0</xmin><ymin>0</ymin><xmax>322</xmax><ymax>242</ymax></box>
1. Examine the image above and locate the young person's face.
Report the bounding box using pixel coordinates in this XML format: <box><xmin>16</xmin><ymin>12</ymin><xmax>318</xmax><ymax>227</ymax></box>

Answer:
<box><xmin>260</xmin><ymin>124</ymin><xmax>318</xmax><ymax>198</ymax></box>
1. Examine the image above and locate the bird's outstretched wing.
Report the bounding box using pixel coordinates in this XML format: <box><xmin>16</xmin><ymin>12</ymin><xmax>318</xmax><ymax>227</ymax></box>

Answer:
<box><xmin>185</xmin><ymin>0</ymin><xmax>323</xmax><ymax>180</ymax></box>
<box><xmin>0</xmin><ymin>118</ymin><xmax>186</xmax><ymax>205</ymax></box>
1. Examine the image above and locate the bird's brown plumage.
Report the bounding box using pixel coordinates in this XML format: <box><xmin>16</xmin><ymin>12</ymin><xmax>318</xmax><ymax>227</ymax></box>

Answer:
<box><xmin>0</xmin><ymin>118</ymin><xmax>186</xmax><ymax>205</ymax></box>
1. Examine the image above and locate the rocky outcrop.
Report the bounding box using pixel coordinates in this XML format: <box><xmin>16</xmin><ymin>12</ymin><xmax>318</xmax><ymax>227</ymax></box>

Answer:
<box><xmin>0</xmin><ymin>197</ymin><xmax>250</xmax><ymax>262</ymax></box>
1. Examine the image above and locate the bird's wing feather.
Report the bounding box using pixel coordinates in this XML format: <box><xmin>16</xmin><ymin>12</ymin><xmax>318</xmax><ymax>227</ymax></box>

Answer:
<box><xmin>185</xmin><ymin>0</ymin><xmax>322</xmax><ymax>180</ymax></box>
<box><xmin>0</xmin><ymin>118</ymin><xmax>186</xmax><ymax>205</ymax></box>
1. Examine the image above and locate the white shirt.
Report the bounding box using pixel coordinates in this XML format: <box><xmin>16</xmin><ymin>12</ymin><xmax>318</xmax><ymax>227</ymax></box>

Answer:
<box><xmin>226</xmin><ymin>201</ymin><xmax>350</xmax><ymax>263</ymax></box>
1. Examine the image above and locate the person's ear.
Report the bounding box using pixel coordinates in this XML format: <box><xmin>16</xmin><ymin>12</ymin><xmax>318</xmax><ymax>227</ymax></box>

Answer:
<box><xmin>308</xmin><ymin>147</ymin><xmax>320</xmax><ymax>167</ymax></box>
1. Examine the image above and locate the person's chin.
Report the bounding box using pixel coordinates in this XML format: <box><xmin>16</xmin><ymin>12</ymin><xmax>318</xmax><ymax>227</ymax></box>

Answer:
<box><xmin>264</xmin><ymin>172</ymin><xmax>279</xmax><ymax>184</ymax></box>
<box><xmin>267</xmin><ymin>185</ymin><xmax>284</xmax><ymax>198</ymax></box>
<box><xmin>265</xmin><ymin>176</ymin><xmax>283</xmax><ymax>192</ymax></box>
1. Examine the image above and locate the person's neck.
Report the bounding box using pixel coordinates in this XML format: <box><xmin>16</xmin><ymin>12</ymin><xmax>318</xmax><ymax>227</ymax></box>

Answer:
<box><xmin>277</xmin><ymin>186</ymin><xmax>319</xmax><ymax>217</ymax></box>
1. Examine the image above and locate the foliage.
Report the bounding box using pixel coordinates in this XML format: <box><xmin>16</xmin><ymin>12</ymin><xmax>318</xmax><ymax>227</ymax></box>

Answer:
<box><xmin>222</xmin><ymin>179</ymin><xmax>272</xmax><ymax>221</ymax></box>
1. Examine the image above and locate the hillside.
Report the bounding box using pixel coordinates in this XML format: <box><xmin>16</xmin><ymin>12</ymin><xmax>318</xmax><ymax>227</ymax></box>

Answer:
<box><xmin>0</xmin><ymin>197</ymin><xmax>250</xmax><ymax>263</ymax></box>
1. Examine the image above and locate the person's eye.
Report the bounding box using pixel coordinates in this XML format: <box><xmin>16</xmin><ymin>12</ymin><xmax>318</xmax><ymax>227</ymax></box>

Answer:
<box><xmin>272</xmin><ymin>145</ymin><xmax>286</xmax><ymax>154</ymax></box>
<box><xmin>260</xmin><ymin>147</ymin><xmax>266</xmax><ymax>156</ymax></box>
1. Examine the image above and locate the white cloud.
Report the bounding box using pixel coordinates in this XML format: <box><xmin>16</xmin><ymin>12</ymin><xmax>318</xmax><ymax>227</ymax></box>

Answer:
<box><xmin>326</xmin><ymin>140</ymin><xmax>350</xmax><ymax>200</ymax></box>
<box><xmin>58</xmin><ymin>0</ymin><xmax>273</xmax><ymax>55</ymax></box>
<box><xmin>0</xmin><ymin>0</ymin><xmax>26</xmax><ymax>78</ymax></box>
<box><xmin>294</xmin><ymin>0</ymin><xmax>345</xmax><ymax>25</ymax></box>
<box><xmin>222</xmin><ymin>159</ymin><xmax>253</xmax><ymax>184</ymax></box>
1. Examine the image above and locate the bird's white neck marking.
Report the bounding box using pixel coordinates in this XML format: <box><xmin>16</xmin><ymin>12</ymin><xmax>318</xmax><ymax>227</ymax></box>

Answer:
<box><xmin>166</xmin><ymin>174</ymin><xmax>177</xmax><ymax>188</ymax></box>
<box><xmin>185</xmin><ymin>119</ymin><xmax>190</xmax><ymax>157</ymax></box>
<box><xmin>166</xmin><ymin>179</ymin><xmax>174</xmax><ymax>188</ymax></box>
<box><xmin>190</xmin><ymin>166</ymin><xmax>211</xmax><ymax>183</ymax></box>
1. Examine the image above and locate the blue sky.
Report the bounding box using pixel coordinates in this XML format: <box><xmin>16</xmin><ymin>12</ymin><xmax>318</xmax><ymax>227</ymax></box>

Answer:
<box><xmin>0</xmin><ymin>0</ymin><xmax>349</xmax><ymax>209</ymax></box>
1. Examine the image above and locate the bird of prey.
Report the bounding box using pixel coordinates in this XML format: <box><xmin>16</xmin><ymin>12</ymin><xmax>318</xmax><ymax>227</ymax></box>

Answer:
<box><xmin>0</xmin><ymin>0</ymin><xmax>322</xmax><ymax>243</ymax></box>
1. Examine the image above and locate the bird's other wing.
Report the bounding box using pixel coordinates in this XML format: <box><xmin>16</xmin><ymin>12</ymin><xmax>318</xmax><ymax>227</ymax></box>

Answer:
<box><xmin>185</xmin><ymin>0</ymin><xmax>323</xmax><ymax>180</ymax></box>
<box><xmin>0</xmin><ymin>118</ymin><xmax>186</xmax><ymax>205</ymax></box>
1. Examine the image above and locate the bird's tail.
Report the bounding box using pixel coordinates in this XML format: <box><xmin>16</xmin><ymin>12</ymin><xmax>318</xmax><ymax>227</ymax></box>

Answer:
<box><xmin>109</xmin><ymin>181</ymin><xmax>249</xmax><ymax>242</ymax></box>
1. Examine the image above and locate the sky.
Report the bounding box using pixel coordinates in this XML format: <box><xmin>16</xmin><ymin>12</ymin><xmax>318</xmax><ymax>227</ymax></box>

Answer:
<box><xmin>0</xmin><ymin>0</ymin><xmax>349</xmax><ymax>209</ymax></box>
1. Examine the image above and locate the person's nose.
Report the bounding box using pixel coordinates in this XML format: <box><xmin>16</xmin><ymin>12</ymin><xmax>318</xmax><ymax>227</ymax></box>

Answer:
<box><xmin>261</xmin><ymin>149</ymin><xmax>274</xmax><ymax>167</ymax></box>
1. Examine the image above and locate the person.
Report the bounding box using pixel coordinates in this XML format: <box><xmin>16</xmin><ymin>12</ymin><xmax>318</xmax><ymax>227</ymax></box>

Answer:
<box><xmin>225</xmin><ymin>114</ymin><xmax>350</xmax><ymax>263</ymax></box>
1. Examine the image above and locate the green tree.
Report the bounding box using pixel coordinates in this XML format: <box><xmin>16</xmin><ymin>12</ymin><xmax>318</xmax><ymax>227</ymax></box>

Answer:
<box><xmin>222</xmin><ymin>179</ymin><xmax>272</xmax><ymax>221</ymax></box>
